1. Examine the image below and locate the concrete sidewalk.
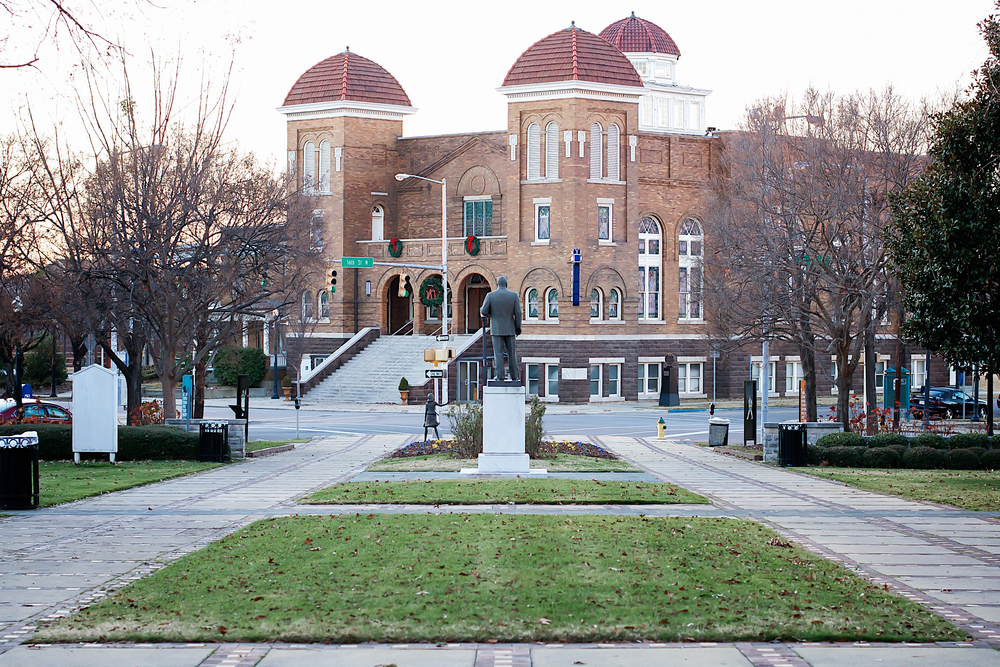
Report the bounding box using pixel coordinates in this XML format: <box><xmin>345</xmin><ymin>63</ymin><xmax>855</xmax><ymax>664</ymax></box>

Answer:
<box><xmin>1</xmin><ymin>433</ymin><xmax>1000</xmax><ymax>665</ymax></box>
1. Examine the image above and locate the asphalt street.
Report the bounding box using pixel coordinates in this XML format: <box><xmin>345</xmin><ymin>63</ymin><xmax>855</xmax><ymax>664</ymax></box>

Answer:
<box><xmin>200</xmin><ymin>403</ymin><xmax>803</xmax><ymax>442</ymax></box>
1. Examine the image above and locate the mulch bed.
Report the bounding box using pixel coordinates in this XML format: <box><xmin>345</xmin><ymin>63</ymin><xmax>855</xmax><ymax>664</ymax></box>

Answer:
<box><xmin>389</xmin><ymin>439</ymin><xmax>619</xmax><ymax>460</ymax></box>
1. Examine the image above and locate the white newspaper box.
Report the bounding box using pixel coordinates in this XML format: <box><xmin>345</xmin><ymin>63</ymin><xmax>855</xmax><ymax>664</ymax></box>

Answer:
<box><xmin>72</xmin><ymin>365</ymin><xmax>119</xmax><ymax>463</ymax></box>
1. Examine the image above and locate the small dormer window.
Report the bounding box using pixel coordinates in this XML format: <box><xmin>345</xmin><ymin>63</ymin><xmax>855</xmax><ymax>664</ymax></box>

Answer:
<box><xmin>655</xmin><ymin>61</ymin><xmax>671</xmax><ymax>80</ymax></box>
<box><xmin>631</xmin><ymin>60</ymin><xmax>647</xmax><ymax>77</ymax></box>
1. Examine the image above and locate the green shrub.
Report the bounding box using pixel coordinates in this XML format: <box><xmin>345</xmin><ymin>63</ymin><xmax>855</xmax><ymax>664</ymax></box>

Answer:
<box><xmin>22</xmin><ymin>336</ymin><xmax>68</xmax><ymax>388</ymax></box>
<box><xmin>823</xmin><ymin>446</ymin><xmax>862</xmax><ymax>467</ymax></box>
<box><xmin>888</xmin><ymin>444</ymin><xmax>908</xmax><ymax>458</ymax></box>
<box><xmin>862</xmin><ymin>447</ymin><xmax>901</xmax><ymax>468</ymax></box>
<box><xmin>868</xmin><ymin>433</ymin><xmax>910</xmax><ymax>448</ymax></box>
<box><xmin>398</xmin><ymin>377</ymin><xmax>410</xmax><ymax>392</ymax></box>
<box><xmin>911</xmin><ymin>433</ymin><xmax>948</xmax><ymax>450</ymax></box>
<box><xmin>446</xmin><ymin>402</ymin><xmax>482</xmax><ymax>458</ymax></box>
<box><xmin>806</xmin><ymin>444</ymin><xmax>824</xmax><ymax>466</ymax></box>
<box><xmin>982</xmin><ymin>449</ymin><xmax>1000</xmax><ymax>470</ymax></box>
<box><xmin>816</xmin><ymin>432</ymin><xmax>864</xmax><ymax>448</ymax></box>
<box><xmin>947</xmin><ymin>433</ymin><xmax>990</xmax><ymax>450</ymax></box>
<box><xmin>943</xmin><ymin>448</ymin><xmax>980</xmax><ymax>470</ymax></box>
<box><xmin>0</xmin><ymin>424</ymin><xmax>73</xmax><ymax>459</ymax></box>
<box><xmin>968</xmin><ymin>447</ymin><xmax>988</xmax><ymax>461</ymax></box>
<box><xmin>903</xmin><ymin>446</ymin><xmax>942</xmax><ymax>469</ymax></box>
<box><xmin>212</xmin><ymin>346</ymin><xmax>267</xmax><ymax>387</ymax></box>
<box><xmin>0</xmin><ymin>424</ymin><xmax>199</xmax><ymax>460</ymax></box>
<box><xmin>524</xmin><ymin>395</ymin><xmax>546</xmax><ymax>459</ymax></box>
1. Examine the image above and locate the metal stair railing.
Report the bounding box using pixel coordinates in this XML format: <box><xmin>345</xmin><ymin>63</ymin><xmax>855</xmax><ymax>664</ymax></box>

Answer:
<box><xmin>314</xmin><ymin>324</ymin><xmax>433</xmax><ymax>400</ymax></box>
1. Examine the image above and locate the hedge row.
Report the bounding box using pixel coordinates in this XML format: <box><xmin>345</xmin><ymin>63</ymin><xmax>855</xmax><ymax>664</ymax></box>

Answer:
<box><xmin>0</xmin><ymin>424</ymin><xmax>200</xmax><ymax>461</ymax></box>
<box><xmin>808</xmin><ymin>443</ymin><xmax>1000</xmax><ymax>470</ymax></box>
<box><xmin>816</xmin><ymin>431</ymin><xmax>999</xmax><ymax>450</ymax></box>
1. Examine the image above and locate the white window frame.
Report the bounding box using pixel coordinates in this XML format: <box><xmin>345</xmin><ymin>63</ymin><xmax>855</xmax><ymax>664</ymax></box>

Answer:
<box><xmin>525</xmin><ymin>288</ymin><xmax>539</xmax><ymax>321</ymax></box>
<box><xmin>524</xmin><ymin>357</ymin><xmax>560</xmax><ymax>402</ymax></box>
<box><xmin>785</xmin><ymin>359</ymin><xmax>804</xmax><ymax>395</ymax></box>
<box><xmin>590</xmin><ymin>122</ymin><xmax>603</xmax><ymax>180</ymax></box>
<box><xmin>638</xmin><ymin>217</ymin><xmax>662</xmax><ymax>322</ymax></box>
<box><xmin>318</xmin><ymin>140</ymin><xmax>331</xmax><ymax>193</ymax></box>
<box><xmin>533</xmin><ymin>198</ymin><xmax>551</xmax><ymax>244</ymax></box>
<box><xmin>677</xmin><ymin>357</ymin><xmax>706</xmax><ymax>396</ymax></box>
<box><xmin>545</xmin><ymin>288</ymin><xmax>559</xmax><ymax>321</ymax></box>
<box><xmin>597</xmin><ymin>198</ymin><xmax>614</xmax><ymax>244</ymax></box>
<box><xmin>641</xmin><ymin>96</ymin><xmax>653</xmax><ymax>126</ymax></box>
<box><xmin>678</xmin><ymin>219</ymin><xmax>704</xmax><ymax>322</ymax></box>
<box><xmin>638</xmin><ymin>362</ymin><xmax>661</xmax><ymax>397</ymax></box>
<box><xmin>589</xmin><ymin>288</ymin><xmax>603</xmax><ymax>321</ymax></box>
<box><xmin>608</xmin><ymin>288</ymin><xmax>622</xmax><ymax>322</ymax></box>
<box><xmin>463</xmin><ymin>196</ymin><xmax>493</xmax><ymax>237</ymax></box>
<box><xmin>590</xmin><ymin>358</ymin><xmax>625</xmax><ymax>402</ymax></box>
<box><xmin>302</xmin><ymin>140</ymin><xmax>317</xmax><ymax>193</ymax></box>
<box><xmin>310</xmin><ymin>210</ymin><xmax>324</xmax><ymax>251</ymax></box>
<box><xmin>751</xmin><ymin>357</ymin><xmax>779</xmax><ymax>397</ymax></box>
<box><xmin>319</xmin><ymin>290</ymin><xmax>330</xmax><ymax>321</ymax></box>
<box><xmin>527</xmin><ymin>123</ymin><xmax>541</xmax><ymax>180</ymax></box>
<box><xmin>371</xmin><ymin>205</ymin><xmax>384</xmax><ymax>241</ymax></box>
<box><xmin>545</xmin><ymin>121</ymin><xmax>559</xmax><ymax>179</ymax></box>
<box><xmin>608</xmin><ymin>363</ymin><xmax>621</xmax><ymax>398</ymax></box>
<box><xmin>607</xmin><ymin>124</ymin><xmax>620</xmax><ymax>181</ymax></box>
<box><xmin>911</xmin><ymin>356</ymin><xmax>928</xmax><ymax>392</ymax></box>
<box><xmin>589</xmin><ymin>364</ymin><xmax>602</xmax><ymax>398</ymax></box>
<box><xmin>302</xmin><ymin>290</ymin><xmax>314</xmax><ymax>321</ymax></box>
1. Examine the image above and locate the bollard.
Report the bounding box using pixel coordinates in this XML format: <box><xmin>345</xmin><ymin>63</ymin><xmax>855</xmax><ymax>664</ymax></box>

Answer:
<box><xmin>656</xmin><ymin>417</ymin><xmax>666</xmax><ymax>440</ymax></box>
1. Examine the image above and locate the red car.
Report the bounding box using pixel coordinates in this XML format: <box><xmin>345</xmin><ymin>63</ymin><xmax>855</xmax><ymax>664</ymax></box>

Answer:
<box><xmin>0</xmin><ymin>400</ymin><xmax>73</xmax><ymax>424</ymax></box>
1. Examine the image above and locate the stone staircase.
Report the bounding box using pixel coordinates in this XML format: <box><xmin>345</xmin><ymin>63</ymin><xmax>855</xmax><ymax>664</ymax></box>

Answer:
<box><xmin>306</xmin><ymin>332</ymin><xmax>477</xmax><ymax>404</ymax></box>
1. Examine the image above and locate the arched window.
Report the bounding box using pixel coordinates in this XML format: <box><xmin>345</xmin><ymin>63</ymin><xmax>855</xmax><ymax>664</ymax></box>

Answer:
<box><xmin>319</xmin><ymin>140</ymin><xmax>331</xmax><ymax>192</ymax></box>
<box><xmin>678</xmin><ymin>218</ymin><xmax>704</xmax><ymax>320</ymax></box>
<box><xmin>589</xmin><ymin>122</ymin><xmax>603</xmax><ymax>179</ymax></box>
<box><xmin>302</xmin><ymin>141</ymin><xmax>316</xmax><ymax>193</ymax></box>
<box><xmin>608</xmin><ymin>288</ymin><xmax>621</xmax><ymax>321</ymax></box>
<box><xmin>546</xmin><ymin>288</ymin><xmax>559</xmax><ymax>320</ymax></box>
<box><xmin>607</xmin><ymin>124</ymin><xmax>620</xmax><ymax>181</ymax></box>
<box><xmin>527</xmin><ymin>123</ymin><xmax>541</xmax><ymax>180</ymax></box>
<box><xmin>590</xmin><ymin>288</ymin><xmax>603</xmax><ymax>320</ymax></box>
<box><xmin>526</xmin><ymin>288</ymin><xmax>539</xmax><ymax>321</ymax></box>
<box><xmin>638</xmin><ymin>217</ymin><xmax>662</xmax><ymax>321</ymax></box>
<box><xmin>545</xmin><ymin>121</ymin><xmax>559</xmax><ymax>179</ymax></box>
<box><xmin>319</xmin><ymin>291</ymin><xmax>329</xmax><ymax>319</ymax></box>
<box><xmin>302</xmin><ymin>290</ymin><xmax>314</xmax><ymax>320</ymax></box>
<box><xmin>371</xmin><ymin>205</ymin><xmax>384</xmax><ymax>241</ymax></box>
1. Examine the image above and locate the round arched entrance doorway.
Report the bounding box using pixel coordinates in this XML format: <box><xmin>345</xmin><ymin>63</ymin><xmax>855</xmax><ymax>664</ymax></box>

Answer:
<box><xmin>386</xmin><ymin>275</ymin><xmax>413</xmax><ymax>335</ymax></box>
<box><xmin>463</xmin><ymin>274</ymin><xmax>490</xmax><ymax>333</ymax></box>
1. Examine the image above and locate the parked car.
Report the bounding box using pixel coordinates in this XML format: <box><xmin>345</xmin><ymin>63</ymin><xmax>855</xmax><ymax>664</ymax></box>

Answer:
<box><xmin>910</xmin><ymin>387</ymin><xmax>987</xmax><ymax>420</ymax></box>
<box><xmin>0</xmin><ymin>400</ymin><xmax>73</xmax><ymax>424</ymax></box>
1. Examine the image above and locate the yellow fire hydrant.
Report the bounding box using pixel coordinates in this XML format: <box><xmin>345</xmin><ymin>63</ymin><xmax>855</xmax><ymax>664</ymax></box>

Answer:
<box><xmin>656</xmin><ymin>417</ymin><xmax>666</xmax><ymax>440</ymax></box>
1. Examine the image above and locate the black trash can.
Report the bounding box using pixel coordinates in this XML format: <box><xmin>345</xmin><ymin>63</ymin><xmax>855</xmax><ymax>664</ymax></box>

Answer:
<box><xmin>0</xmin><ymin>431</ymin><xmax>40</xmax><ymax>510</ymax></box>
<box><xmin>199</xmin><ymin>421</ymin><xmax>230</xmax><ymax>463</ymax></box>
<box><xmin>778</xmin><ymin>423</ymin><xmax>807</xmax><ymax>467</ymax></box>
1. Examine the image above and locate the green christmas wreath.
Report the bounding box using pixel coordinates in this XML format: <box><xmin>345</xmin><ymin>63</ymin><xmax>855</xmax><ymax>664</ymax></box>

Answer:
<box><xmin>387</xmin><ymin>238</ymin><xmax>403</xmax><ymax>258</ymax></box>
<box><xmin>465</xmin><ymin>235</ymin><xmax>480</xmax><ymax>256</ymax></box>
<box><xmin>419</xmin><ymin>275</ymin><xmax>448</xmax><ymax>308</ymax></box>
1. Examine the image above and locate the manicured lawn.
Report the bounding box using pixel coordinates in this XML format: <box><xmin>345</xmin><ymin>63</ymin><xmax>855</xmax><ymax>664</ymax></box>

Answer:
<box><xmin>246</xmin><ymin>439</ymin><xmax>309</xmax><ymax>453</ymax></box>
<box><xmin>38</xmin><ymin>461</ymin><xmax>221</xmax><ymax>508</ymax></box>
<box><xmin>301</xmin><ymin>479</ymin><xmax>707</xmax><ymax>505</ymax></box>
<box><xmin>367</xmin><ymin>452</ymin><xmax>642</xmax><ymax>473</ymax></box>
<box><xmin>802</xmin><ymin>468</ymin><xmax>1000</xmax><ymax>511</ymax></box>
<box><xmin>32</xmin><ymin>514</ymin><xmax>963</xmax><ymax>644</ymax></box>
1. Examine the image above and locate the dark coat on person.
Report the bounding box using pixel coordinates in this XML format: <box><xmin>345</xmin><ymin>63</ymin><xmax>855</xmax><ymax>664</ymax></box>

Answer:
<box><xmin>480</xmin><ymin>285</ymin><xmax>522</xmax><ymax>336</ymax></box>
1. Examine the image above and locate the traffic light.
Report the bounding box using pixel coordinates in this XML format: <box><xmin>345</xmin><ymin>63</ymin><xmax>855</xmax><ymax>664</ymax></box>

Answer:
<box><xmin>328</xmin><ymin>269</ymin><xmax>337</xmax><ymax>293</ymax></box>
<box><xmin>398</xmin><ymin>274</ymin><xmax>412</xmax><ymax>298</ymax></box>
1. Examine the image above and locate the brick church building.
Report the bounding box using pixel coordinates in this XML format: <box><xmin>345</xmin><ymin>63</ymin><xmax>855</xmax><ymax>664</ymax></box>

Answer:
<box><xmin>274</xmin><ymin>14</ymin><xmax>939</xmax><ymax>405</ymax></box>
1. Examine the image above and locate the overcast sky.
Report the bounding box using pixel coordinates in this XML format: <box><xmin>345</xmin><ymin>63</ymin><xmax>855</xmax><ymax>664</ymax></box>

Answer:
<box><xmin>4</xmin><ymin>0</ymin><xmax>994</xmax><ymax>166</ymax></box>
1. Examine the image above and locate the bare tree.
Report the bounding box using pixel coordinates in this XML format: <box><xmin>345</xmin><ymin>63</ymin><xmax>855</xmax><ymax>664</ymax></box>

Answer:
<box><xmin>705</xmin><ymin>88</ymin><xmax>930</xmax><ymax>430</ymax></box>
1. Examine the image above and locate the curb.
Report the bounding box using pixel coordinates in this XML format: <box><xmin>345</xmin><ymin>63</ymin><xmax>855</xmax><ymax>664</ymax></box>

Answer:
<box><xmin>246</xmin><ymin>444</ymin><xmax>296</xmax><ymax>458</ymax></box>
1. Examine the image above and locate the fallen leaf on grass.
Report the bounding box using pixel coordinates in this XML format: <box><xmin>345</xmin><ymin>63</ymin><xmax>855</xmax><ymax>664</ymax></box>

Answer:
<box><xmin>766</xmin><ymin>537</ymin><xmax>791</xmax><ymax>548</ymax></box>
<box><xmin>539</xmin><ymin>617</ymin><xmax>551</xmax><ymax>625</ymax></box>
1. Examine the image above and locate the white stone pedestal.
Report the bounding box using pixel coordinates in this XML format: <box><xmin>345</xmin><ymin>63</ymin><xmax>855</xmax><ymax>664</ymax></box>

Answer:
<box><xmin>460</xmin><ymin>385</ymin><xmax>547</xmax><ymax>477</ymax></box>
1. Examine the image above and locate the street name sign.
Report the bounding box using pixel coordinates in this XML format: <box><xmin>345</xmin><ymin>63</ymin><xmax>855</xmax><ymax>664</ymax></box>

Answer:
<box><xmin>341</xmin><ymin>257</ymin><xmax>374</xmax><ymax>268</ymax></box>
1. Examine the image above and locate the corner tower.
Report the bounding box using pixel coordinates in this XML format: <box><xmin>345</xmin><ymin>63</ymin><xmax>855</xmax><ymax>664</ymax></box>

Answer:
<box><xmin>278</xmin><ymin>50</ymin><xmax>416</xmax><ymax>333</ymax></box>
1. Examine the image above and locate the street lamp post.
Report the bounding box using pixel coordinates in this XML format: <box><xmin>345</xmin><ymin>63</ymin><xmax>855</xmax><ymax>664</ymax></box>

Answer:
<box><xmin>395</xmin><ymin>172</ymin><xmax>448</xmax><ymax>403</ymax></box>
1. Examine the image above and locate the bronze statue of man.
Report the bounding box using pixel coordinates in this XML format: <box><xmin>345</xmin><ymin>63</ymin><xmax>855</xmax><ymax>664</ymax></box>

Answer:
<box><xmin>480</xmin><ymin>276</ymin><xmax>522</xmax><ymax>382</ymax></box>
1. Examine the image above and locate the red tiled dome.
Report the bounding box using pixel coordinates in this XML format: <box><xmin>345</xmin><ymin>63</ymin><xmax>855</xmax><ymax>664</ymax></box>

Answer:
<box><xmin>283</xmin><ymin>50</ymin><xmax>411</xmax><ymax>107</ymax></box>
<box><xmin>502</xmin><ymin>23</ymin><xmax>643</xmax><ymax>88</ymax></box>
<box><xmin>599</xmin><ymin>12</ymin><xmax>681</xmax><ymax>57</ymax></box>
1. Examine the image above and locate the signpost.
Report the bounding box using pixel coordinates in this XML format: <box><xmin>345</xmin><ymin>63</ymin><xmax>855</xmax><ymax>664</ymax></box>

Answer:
<box><xmin>743</xmin><ymin>380</ymin><xmax>758</xmax><ymax>445</ymax></box>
